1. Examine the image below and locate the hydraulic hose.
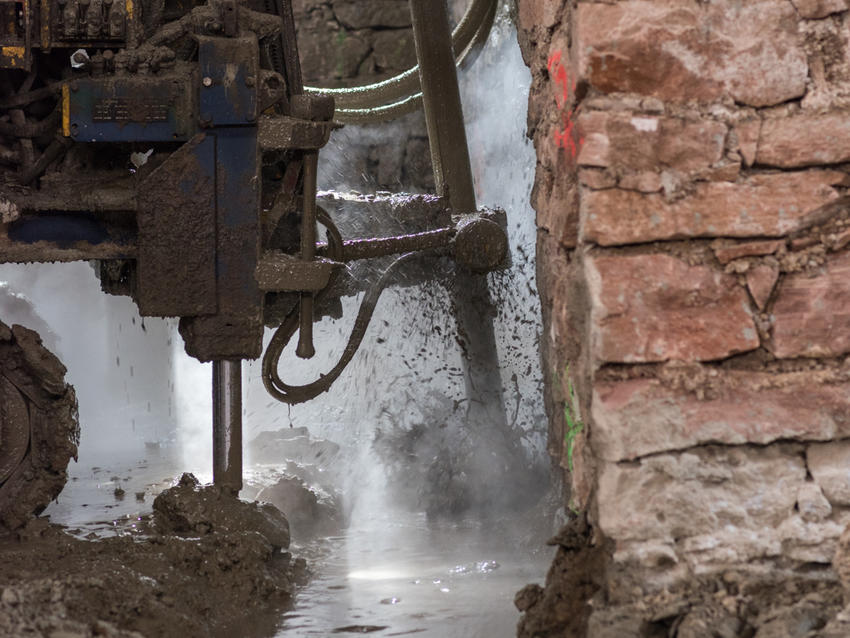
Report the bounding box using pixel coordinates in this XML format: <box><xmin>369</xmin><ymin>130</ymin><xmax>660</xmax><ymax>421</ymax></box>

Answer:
<box><xmin>262</xmin><ymin>251</ymin><xmax>416</xmax><ymax>405</ymax></box>
<box><xmin>304</xmin><ymin>0</ymin><xmax>497</xmax><ymax>124</ymax></box>
<box><xmin>0</xmin><ymin>85</ymin><xmax>60</xmax><ymax>110</ymax></box>
<box><xmin>0</xmin><ymin>109</ymin><xmax>59</xmax><ymax>138</ymax></box>
<box><xmin>262</xmin><ymin>208</ymin><xmax>420</xmax><ymax>405</ymax></box>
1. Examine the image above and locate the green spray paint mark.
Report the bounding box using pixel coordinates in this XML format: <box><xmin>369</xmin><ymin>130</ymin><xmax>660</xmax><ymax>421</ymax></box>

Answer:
<box><xmin>562</xmin><ymin>365</ymin><xmax>583</xmax><ymax>473</ymax></box>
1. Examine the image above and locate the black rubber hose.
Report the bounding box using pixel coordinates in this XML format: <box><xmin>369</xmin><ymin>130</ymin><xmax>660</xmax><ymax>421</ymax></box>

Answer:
<box><xmin>0</xmin><ymin>109</ymin><xmax>58</xmax><ymax>138</ymax></box>
<box><xmin>0</xmin><ymin>85</ymin><xmax>60</xmax><ymax>110</ymax></box>
<box><xmin>262</xmin><ymin>252</ymin><xmax>417</xmax><ymax>405</ymax></box>
<box><xmin>18</xmin><ymin>136</ymin><xmax>74</xmax><ymax>185</ymax></box>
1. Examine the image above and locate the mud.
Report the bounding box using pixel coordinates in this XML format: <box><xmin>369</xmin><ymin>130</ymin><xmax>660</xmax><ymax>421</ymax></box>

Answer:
<box><xmin>153</xmin><ymin>472</ymin><xmax>290</xmax><ymax>548</ymax></box>
<box><xmin>0</xmin><ymin>476</ymin><xmax>305</xmax><ymax>638</ymax></box>
<box><xmin>0</xmin><ymin>320</ymin><xmax>79</xmax><ymax>531</ymax></box>
<box><xmin>516</xmin><ymin>517</ymin><xmax>848</xmax><ymax>638</ymax></box>
<box><xmin>515</xmin><ymin>516</ymin><xmax>606</xmax><ymax>638</ymax></box>
<box><xmin>256</xmin><ymin>475</ymin><xmax>344</xmax><ymax>539</ymax></box>
<box><xmin>246</xmin><ymin>428</ymin><xmax>346</xmax><ymax>540</ymax></box>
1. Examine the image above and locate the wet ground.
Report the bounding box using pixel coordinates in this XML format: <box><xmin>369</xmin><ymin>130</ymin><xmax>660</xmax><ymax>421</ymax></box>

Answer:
<box><xmin>18</xmin><ymin>443</ymin><xmax>552</xmax><ymax>638</ymax></box>
<box><xmin>44</xmin><ymin>444</ymin><xmax>180</xmax><ymax>540</ymax></box>
<box><xmin>283</xmin><ymin>511</ymin><xmax>551</xmax><ymax>637</ymax></box>
<box><xmin>0</xmin><ymin>455</ymin><xmax>299</xmax><ymax>638</ymax></box>
<box><xmin>0</xmin><ymin>260</ymin><xmax>554</xmax><ymax>637</ymax></box>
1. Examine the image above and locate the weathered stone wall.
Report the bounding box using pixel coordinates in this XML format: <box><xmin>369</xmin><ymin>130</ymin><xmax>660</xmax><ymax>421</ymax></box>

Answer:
<box><xmin>295</xmin><ymin>0</ymin><xmax>417</xmax><ymax>87</ymax></box>
<box><xmin>517</xmin><ymin>0</ymin><xmax>850</xmax><ymax>634</ymax></box>
<box><xmin>294</xmin><ymin>0</ymin><xmax>433</xmax><ymax>192</ymax></box>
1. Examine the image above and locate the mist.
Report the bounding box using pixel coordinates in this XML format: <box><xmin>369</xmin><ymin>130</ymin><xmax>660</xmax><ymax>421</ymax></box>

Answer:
<box><xmin>0</xmin><ymin>262</ymin><xmax>174</xmax><ymax>465</ymax></box>
<box><xmin>0</xmin><ymin>0</ymin><xmax>549</xmax><ymax>538</ymax></box>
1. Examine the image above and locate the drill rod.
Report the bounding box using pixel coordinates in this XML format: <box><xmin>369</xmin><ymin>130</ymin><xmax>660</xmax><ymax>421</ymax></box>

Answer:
<box><xmin>409</xmin><ymin>0</ymin><xmax>476</xmax><ymax>211</ymax></box>
<box><xmin>297</xmin><ymin>151</ymin><xmax>318</xmax><ymax>359</ymax></box>
<box><xmin>409</xmin><ymin>0</ymin><xmax>510</xmax><ymax>433</ymax></box>
<box><xmin>212</xmin><ymin>359</ymin><xmax>242</xmax><ymax>495</ymax></box>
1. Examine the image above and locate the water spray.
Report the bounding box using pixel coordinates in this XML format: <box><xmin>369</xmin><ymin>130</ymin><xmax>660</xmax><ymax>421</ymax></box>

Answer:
<box><xmin>0</xmin><ymin>0</ymin><xmax>511</xmax><ymax>519</ymax></box>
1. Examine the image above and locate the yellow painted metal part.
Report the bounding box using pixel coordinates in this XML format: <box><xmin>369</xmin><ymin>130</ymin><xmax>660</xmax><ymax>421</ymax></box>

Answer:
<box><xmin>41</xmin><ymin>0</ymin><xmax>51</xmax><ymax>49</ymax></box>
<box><xmin>0</xmin><ymin>46</ymin><xmax>25</xmax><ymax>68</ymax></box>
<box><xmin>62</xmin><ymin>84</ymin><xmax>70</xmax><ymax>137</ymax></box>
<box><xmin>1</xmin><ymin>0</ymin><xmax>32</xmax><ymax>68</ymax></box>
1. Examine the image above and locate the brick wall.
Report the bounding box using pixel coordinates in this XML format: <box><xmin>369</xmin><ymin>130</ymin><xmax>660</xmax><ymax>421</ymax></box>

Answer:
<box><xmin>517</xmin><ymin>0</ymin><xmax>850</xmax><ymax>634</ymax></box>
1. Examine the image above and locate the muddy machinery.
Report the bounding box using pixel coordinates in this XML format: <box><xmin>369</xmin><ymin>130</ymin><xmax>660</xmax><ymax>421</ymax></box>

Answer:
<box><xmin>0</xmin><ymin>0</ymin><xmax>507</xmax><ymax>527</ymax></box>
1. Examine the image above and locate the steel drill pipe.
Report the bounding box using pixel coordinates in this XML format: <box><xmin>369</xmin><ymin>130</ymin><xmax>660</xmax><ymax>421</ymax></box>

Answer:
<box><xmin>212</xmin><ymin>359</ymin><xmax>242</xmax><ymax>495</ymax></box>
<box><xmin>409</xmin><ymin>0</ymin><xmax>510</xmax><ymax>437</ymax></box>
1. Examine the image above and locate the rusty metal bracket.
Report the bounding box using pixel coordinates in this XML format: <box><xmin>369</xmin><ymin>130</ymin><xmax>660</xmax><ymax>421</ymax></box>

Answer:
<box><xmin>198</xmin><ymin>34</ymin><xmax>259</xmax><ymax>126</ymax></box>
<box><xmin>255</xmin><ymin>253</ymin><xmax>338</xmax><ymax>292</ymax></box>
<box><xmin>257</xmin><ymin>115</ymin><xmax>333</xmax><ymax>150</ymax></box>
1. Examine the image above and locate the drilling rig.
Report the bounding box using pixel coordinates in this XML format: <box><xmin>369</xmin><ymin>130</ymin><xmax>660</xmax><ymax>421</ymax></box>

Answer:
<box><xmin>0</xmin><ymin>0</ymin><xmax>507</xmax><ymax>529</ymax></box>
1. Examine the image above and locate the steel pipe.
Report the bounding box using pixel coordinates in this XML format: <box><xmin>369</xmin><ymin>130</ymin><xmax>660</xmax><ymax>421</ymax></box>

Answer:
<box><xmin>304</xmin><ymin>0</ymin><xmax>497</xmax><ymax>122</ymax></box>
<box><xmin>410</xmin><ymin>0</ymin><xmax>510</xmax><ymax>439</ymax></box>
<box><xmin>212</xmin><ymin>359</ymin><xmax>242</xmax><ymax>495</ymax></box>
<box><xmin>409</xmin><ymin>0</ymin><xmax>476</xmax><ymax>213</ymax></box>
<box><xmin>297</xmin><ymin>151</ymin><xmax>318</xmax><ymax>359</ymax></box>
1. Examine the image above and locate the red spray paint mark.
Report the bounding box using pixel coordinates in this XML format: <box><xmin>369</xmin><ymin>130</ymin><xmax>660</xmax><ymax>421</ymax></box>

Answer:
<box><xmin>547</xmin><ymin>51</ymin><xmax>569</xmax><ymax>108</ymax></box>
<box><xmin>554</xmin><ymin>109</ymin><xmax>584</xmax><ymax>159</ymax></box>
<box><xmin>547</xmin><ymin>50</ymin><xmax>584</xmax><ymax>161</ymax></box>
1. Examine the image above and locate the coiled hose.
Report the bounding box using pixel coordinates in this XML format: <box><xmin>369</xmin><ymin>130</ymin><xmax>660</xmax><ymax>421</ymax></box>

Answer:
<box><xmin>304</xmin><ymin>0</ymin><xmax>497</xmax><ymax>124</ymax></box>
<box><xmin>262</xmin><ymin>208</ymin><xmax>420</xmax><ymax>404</ymax></box>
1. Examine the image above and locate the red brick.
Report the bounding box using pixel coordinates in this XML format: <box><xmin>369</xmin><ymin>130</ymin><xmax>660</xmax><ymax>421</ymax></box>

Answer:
<box><xmin>579</xmin><ymin>169</ymin><xmax>616</xmax><ymax>190</ymax></box>
<box><xmin>757</xmin><ymin>113</ymin><xmax>850</xmax><ymax>168</ymax></box>
<box><xmin>576</xmin><ymin>111</ymin><xmax>609</xmax><ymax>168</ymax></box>
<box><xmin>575</xmin><ymin>0</ymin><xmax>807</xmax><ymax>107</ymax></box>
<box><xmin>535</xmin><ymin>163</ymin><xmax>579</xmax><ymax>248</ymax></box>
<box><xmin>592</xmin><ymin>372</ymin><xmax>850</xmax><ymax>461</ymax></box>
<box><xmin>771</xmin><ymin>252</ymin><xmax>850</xmax><ymax>358</ymax></box>
<box><xmin>582</xmin><ymin>172</ymin><xmax>841</xmax><ymax>246</ymax></box>
<box><xmin>618</xmin><ymin>172</ymin><xmax>662</xmax><ymax>193</ymax></box>
<box><xmin>791</xmin><ymin>237</ymin><xmax>819</xmax><ymax>251</ymax></box>
<box><xmin>588</xmin><ymin>254</ymin><xmax>759</xmax><ymax>363</ymax></box>
<box><xmin>712</xmin><ymin>239</ymin><xmax>785</xmax><ymax>265</ymax></box>
<box><xmin>704</xmin><ymin>161</ymin><xmax>741</xmax><ymax>183</ymax></box>
<box><xmin>577</xmin><ymin>111</ymin><xmax>726</xmax><ymax>173</ymax></box>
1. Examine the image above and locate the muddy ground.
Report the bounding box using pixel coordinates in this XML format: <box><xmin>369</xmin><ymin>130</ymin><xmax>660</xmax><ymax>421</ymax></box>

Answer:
<box><xmin>0</xmin><ymin>475</ymin><xmax>306</xmax><ymax>638</ymax></box>
<box><xmin>0</xmin><ymin>424</ymin><xmax>554</xmax><ymax>638</ymax></box>
<box><xmin>515</xmin><ymin>516</ymin><xmax>850</xmax><ymax>638</ymax></box>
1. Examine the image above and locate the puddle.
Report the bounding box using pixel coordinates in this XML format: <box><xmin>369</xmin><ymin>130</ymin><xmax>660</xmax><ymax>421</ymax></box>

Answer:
<box><xmin>44</xmin><ymin>448</ymin><xmax>551</xmax><ymax>638</ymax></box>
<box><xmin>44</xmin><ymin>443</ymin><xmax>180</xmax><ymax>539</ymax></box>
<box><xmin>279</xmin><ymin>510</ymin><xmax>551</xmax><ymax>638</ymax></box>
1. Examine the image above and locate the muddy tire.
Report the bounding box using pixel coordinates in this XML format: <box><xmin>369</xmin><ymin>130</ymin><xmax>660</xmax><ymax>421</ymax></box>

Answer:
<box><xmin>0</xmin><ymin>321</ymin><xmax>79</xmax><ymax>531</ymax></box>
